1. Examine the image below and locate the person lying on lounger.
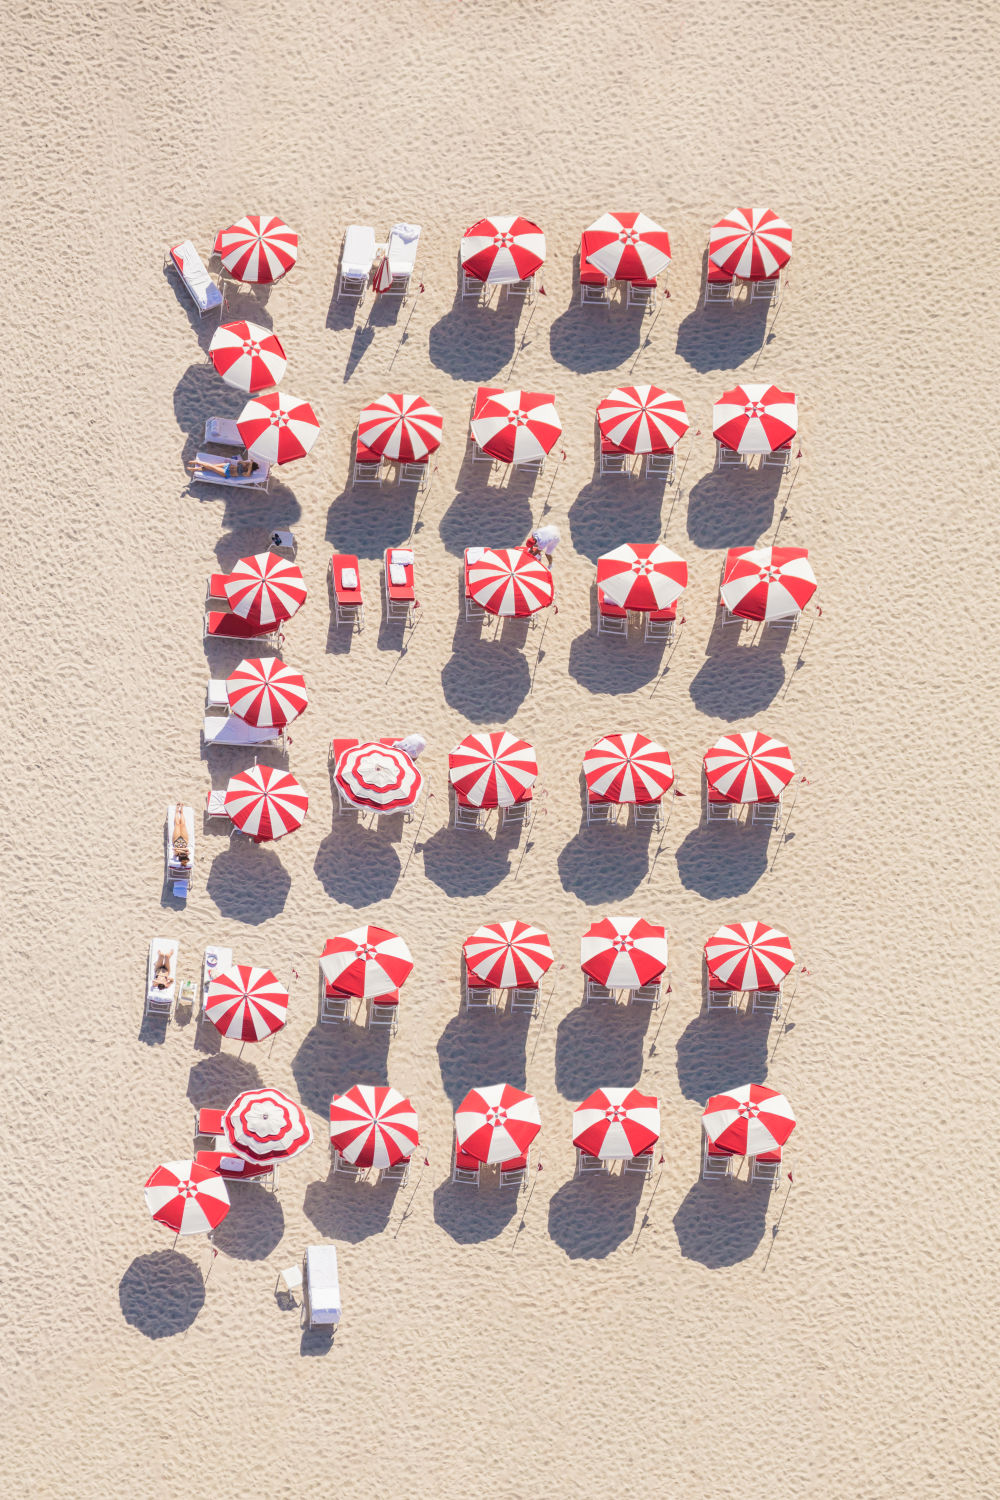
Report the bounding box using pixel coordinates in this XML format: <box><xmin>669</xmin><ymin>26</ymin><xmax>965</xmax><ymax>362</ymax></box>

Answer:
<box><xmin>187</xmin><ymin>456</ymin><xmax>256</xmax><ymax>480</ymax></box>
<box><xmin>153</xmin><ymin>950</ymin><xmax>173</xmax><ymax>989</ymax></box>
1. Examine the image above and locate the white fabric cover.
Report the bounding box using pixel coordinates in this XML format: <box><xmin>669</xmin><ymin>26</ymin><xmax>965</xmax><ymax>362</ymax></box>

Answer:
<box><xmin>171</xmin><ymin>241</ymin><xmax>222</xmax><ymax>311</ymax></box>
<box><xmin>342</xmin><ymin>225</ymin><xmax>376</xmax><ymax>276</ymax></box>
<box><xmin>340</xmin><ymin>567</ymin><xmax>358</xmax><ymax>588</ymax></box>
<box><xmin>387</xmin><ymin>223</ymin><xmax>421</xmax><ymax>274</ymax></box>
<box><xmin>202</xmin><ymin>716</ymin><xmax>280</xmax><ymax>747</ymax></box>
<box><xmin>306</xmin><ymin>1245</ymin><xmax>341</xmax><ymax>1325</ymax></box>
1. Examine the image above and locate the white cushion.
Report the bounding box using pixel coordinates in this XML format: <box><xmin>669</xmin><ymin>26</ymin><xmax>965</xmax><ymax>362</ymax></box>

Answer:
<box><xmin>340</xmin><ymin>566</ymin><xmax>358</xmax><ymax>589</ymax></box>
<box><xmin>389</xmin><ymin>563</ymin><xmax>408</xmax><ymax>586</ymax></box>
<box><xmin>390</xmin><ymin>548</ymin><xmax>414</xmax><ymax>564</ymax></box>
<box><xmin>342</xmin><ymin>225</ymin><xmax>376</xmax><ymax>276</ymax></box>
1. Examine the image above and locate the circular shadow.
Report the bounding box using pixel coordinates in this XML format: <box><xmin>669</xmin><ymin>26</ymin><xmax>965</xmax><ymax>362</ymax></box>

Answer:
<box><xmin>548</xmin><ymin>302</ymin><xmax>643</xmax><ymax>375</ymax></box>
<box><xmin>303</xmin><ymin>1174</ymin><xmax>394</xmax><ymax>1243</ymax></box>
<box><xmin>211</xmin><ymin>1182</ymin><xmax>284</xmax><ymax>1260</ymax></box>
<box><xmin>684</xmin><ymin>471</ymin><xmax>780</xmax><ymax>550</ymax></box>
<box><xmin>290</xmin><ymin>1024</ymin><xmax>389</xmax><ymax>1117</ymax></box>
<box><xmin>673</xmin><ymin>1179</ymin><xmax>769</xmax><ymax>1267</ymax></box>
<box><xmin>314</xmin><ymin>824</ymin><xmax>401</xmax><ymax>905</ymax></box>
<box><xmin>553</xmin><ymin>1004</ymin><xmax>650</xmax><ymax>1100</ymax></box>
<box><xmin>441</xmin><ymin>644</ymin><xmax>530</xmax><ymax>721</ymax></box>
<box><xmin>428</xmin><ymin>304</ymin><xmax>515</xmax><ymax>380</ymax></box>
<box><xmin>567</xmin><ymin>629</ymin><xmax>660</xmax><ymax>695</ymax></box>
<box><xmin>674</xmin><ymin>1013</ymin><xmax>771</xmax><ymax>1102</ymax></box>
<box><xmin>674</xmin><ymin>301</ymin><xmax>769</xmax><ymax>374</ymax></box>
<box><xmin>567</xmin><ymin>480</ymin><xmax>664</xmax><ymax>563</ymax></box>
<box><xmin>557</xmin><ymin>826</ymin><xmax>649</xmax><ymax>901</ymax></box>
<box><xmin>689</xmin><ymin>653</ymin><xmax>786</xmax><ymax>719</ymax></box>
<box><xmin>186</xmin><ymin>1053</ymin><xmax>262</xmax><ymax>1109</ymax></box>
<box><xmin>206</xmin><ymin>846</ymin><xmax>291</xmax><ymax>923</ymax></box>
<box><xmin>547</xmin><ymin>1174</ymin><xmax>644</xmax><ymax>1259</ymax></box>
<box><xmin>675</xmin><ymin>826</ymin><xmax>769</xmax><ymax>898</ymax></box>
<box><xmin>432</xmin><ymin>1176</ymin><xmax>520</xmax><ymax>1243</ymax></box>
<box><xmin>420</xmin><ymin>825</ymin><xmax>513</xmax><ymax>897</ymax></box>
<box><xmin>119</xmin><ymin>1250</ymin><xmax>204</xmax><ymax>1338</ymax></box>
<box><xmin>436</xmin><ymin>1012</ymin><xmax>528</xmax><ymax>1108</ymax></box>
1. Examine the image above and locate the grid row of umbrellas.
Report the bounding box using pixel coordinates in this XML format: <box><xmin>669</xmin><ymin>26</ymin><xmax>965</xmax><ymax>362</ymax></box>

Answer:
<box><xmin>145</xmin><ymin>1079</ymin><xmax>797</xmax><ymax>1236</ymax></box>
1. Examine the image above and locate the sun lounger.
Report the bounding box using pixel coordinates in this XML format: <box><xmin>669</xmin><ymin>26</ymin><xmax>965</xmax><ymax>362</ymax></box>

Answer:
<box><xmin>384</xmin><ymin>548</ymin><xmax>415</xmax><ymax>623</ymax></box>
<box><xmin>626</xmin><ymin>278</ymin><xmax>657</xmax><ymax>311</ymax></box>
<box><xmin>331</xmin><ymin>553</ymin><xmax>364</xmax><ymax>631</ymax></box>
<box><xmin>201</xmin><ymin>944</ymin><xmax>232</xmax><ymax>1012</ymax></box>
<box><xmin>195</xmin><ymin>1107</ymin><xmax>224</xmax><ymax>1140</ymax></box>
<box><xmin>206</xmin><ymin>572</ymin><xmax>229</xmax><ymax>604</ymax></box>
<box><xmin>644</xmin><ymin>605</ymin><xmax>676</xmax><ymax>644</ymax></box>
<box><xmin>166</xmin><ymin>804</ymin><xmax>195</xmax><ymax>898</ymax></box>
<box><xmin>206</xmin><ymin>678</ymin><xmax>230</xmax><ymax>712</ymax></box>
<box><xmin>168</xmin><ymin>240</ymin><xmax>223</xmax><ymax>315</ymax></box>
<box><xmin>204</xmin><ymin>417</ymin><xmax>244</xmax><ymax>448</ymax></box>
<box><xmin>205</xmin><ymin>789</ymin><xmax>231</xmax><ymax>823</ymax></box>
<box><xmin>353</xmin><ymin>436</ymin><xmax>385</xmax><ymax>486</ymax></box>
<box><xmin>189</xmin><ymin>452</ymin><xmax>270</xmax><ymax>491</ymax></box>
<box><xmin>463</xmin><ymin>547</ymin><xmax>488</xmax><ymax>620</ymax></box>
<box><xmin>579</xmin><ymin>233</ymin><xmax>611</xmax><ymax>305</ymax></box>
<box><xmin>452</xmin><ymin>1145</ymin><xmax>481</xmax><ymax>1185</ymax></box>
<box><xmin>146</xmin><ymin>938</ymin><xmax>179</xmax><ymax>1015</ymax></box>
<box><xmin>305</xmin><ymin>1245</ymin><xmax>342</xmax><ymax>1327</ymax></box>
<box><xmin>384</xmin><ymin>222</ymin><xmax>421</xmax><ymax>295</ymax></box>
<box><xmin>704</xmin><ymin>257</ymin><xmax>735</xmax><ymax>307</ymax></box>
<box><xmin>204</xmin><ymin>612</ymin><xmax>281</xmax><ymax>647</ymax></box>
<box><xmin>577</xmin><ymin>1149</ymin><xmax>609</xmax><ymax>1175</ymax></box>
<box><xmin>195</xmin><ymin>1148</ymin><xmax>275</xmax><ymax>1183</ymax></box>
<box><xmin>338</xmin><ymin>225</ymin><xmax>377</xmax><ymax>298</ymax></box>
<box><xmin>702</xmin><ymin>1139</ymin><xmax>736</xmax><ymax>1181</ymax></box>
<box><xmin>202</xmin><ymin>715</ymin><xmax>285</xmax><ymax>749</ymax></box>
<box><xmin>597</xmin><ymin>587</ymin><xmax>628</xmax><ymax>636</ymax></box>
<box><xmin>500</xmin><ymin>1152</ymin><xmax>528</xmax><ymax>1188</ymax></box>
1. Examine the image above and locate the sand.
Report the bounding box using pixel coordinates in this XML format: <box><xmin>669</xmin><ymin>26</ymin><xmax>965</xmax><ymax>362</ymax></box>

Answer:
<box><xmin>5</xmin><ymin>1</ymin><xmax>1000</xmax><ymax>1495</ymax></box>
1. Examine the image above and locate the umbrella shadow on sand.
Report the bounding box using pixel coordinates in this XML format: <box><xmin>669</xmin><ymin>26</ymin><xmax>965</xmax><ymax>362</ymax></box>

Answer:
<box><xmin>440</xmin><ymin>640</ymin><xmax>531</xmax><ymax>721</ymax></box>
<box><xmin>557</xmin><ymin>825</ymin><xmax>652</xmax><ymax>901</ymax></box>
<box><xmin>186</xmin><ymin>1053</ymin><xmax>262</xmax><ymax>1111</ymax></box>
<box><xmin>428</xmin><ymin>294</ymin><xmax>517</xmax><ymax>381</ymax></box>
<box><xmin>566</xmin><ymin>477</ymin><xmax>665</xmax><ymax>563</ymax></box>
<box><xmin>325</xmin><ymin>482</ymin><xmax>416</xmax><ymax>560</ymax></box>
<box><xmin>684</xmin><ymin>468</ymin><xmax>782</xmax><ymax>550</ymax></box>
<box><xmin>674</xmin><ymin>825</ymin><xmax>770</xmax><ymax>898</ymax></box>
<box><xmin>291</xmin><ymin>1022</ymin><xmax>390</xmax><ymax>1117</ymax></box>
<box><xmin>420</xmin><ymin>824</ymin><xmax>515</xmax><ymax>897</ymax></box>
<box><xmin>547</xmin><ymin>1172</ymin><xmax>646</xmax><ymax>1258</ymax></box>
<box><xmin>436</xmin><ymin>1012</ymin><xmax>529</xmax><ymax>1109</ymax></box>
<box><xmin>432</xmin><ymin>1174</ymin><xmax>521</xmax><ymax>1244</ymax></box>
<box><xmin>313</xmin><ymin>824</ymin><xmax>401</xmax><ymax>906</ymax></box>
<box><xmin>690</xmin><ymin>639</ymin><xmax>787</xmax><ymax>720</ymax></box>
<box><xmin>548</xmin><ymin>276</ymin><xmax>647</xmax><ymax>375</ymax></box>
<box><xmin>212</xmin><ymin>1183</ymin><xmax>284</xmax><ymax>1260</ymax></box>
<box><xmin>567</xmin><ymin>626</ymin><xmax>662</xmax><ymax>696</ymax></box>
<box><xmin>553</xmin><ymin>1003</ymin><xmax>651</xmax><ymax>1100</ymax></box>
<box><xmin>119</xmin><ymin>1250</ymin><xmax>205</xmax><ymax>1339</ymax></box>
<box><xmin>673</xmin><ymin>1178</ymin><xmax>769</xmax><ymax>1267</ymax></box>
<box><xmin>303</xmin><ymin>1169</ymin><xmax>397</xmax><ymax>1244</ymax></box>
<box><xmin>674</xmin><ymin>271</ymin><xmax>771</xmax><ymax>374</ymax></box>
<box><xmin>206</xmin><ymin>845</ymin><xmax>291</xmax><ymax>923</ymax></box>
<box><xmin>439</xmin><ymin>488</ymin><xmax>534</xmax><ymax>559</ymax></box>
<box><xmin>674</xmin><ymin>1013</ymin><xmax>771</xmax><ymax>1103</ymax></box>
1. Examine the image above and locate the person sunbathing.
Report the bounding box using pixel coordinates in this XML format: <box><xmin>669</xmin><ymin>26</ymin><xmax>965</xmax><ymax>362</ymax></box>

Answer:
<box><xmin>188</xmin><ymin>455</ymin><xmax>255</xmax><ymax>480</ymax></box>
<box><xmin>153</xmin><ymin>950</ymin><xmax>173</xmax><ymax>989</ymax></box>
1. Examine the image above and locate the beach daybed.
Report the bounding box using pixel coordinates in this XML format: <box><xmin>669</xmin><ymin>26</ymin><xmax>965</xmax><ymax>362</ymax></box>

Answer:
<box><xmin>168</xmin><ymin>241</ymin><xmax>222</xmax><ymax>315</ymax></box>
<box><xmin>146</xmin><ymin>938</ymin><xmax>179</xmax><ymax>1016</ymax></box>
<box><xmin>305</xmin><ymin>1245</ymin><xmax>342</xmax><ymax>1328</ymax></box>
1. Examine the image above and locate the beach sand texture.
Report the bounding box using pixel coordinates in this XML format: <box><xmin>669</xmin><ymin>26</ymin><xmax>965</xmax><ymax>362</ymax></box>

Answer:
<box><xmin>5</xmin><ymin>1</ymin><xmax>1000</xmax><ymax>1495</ymax></box>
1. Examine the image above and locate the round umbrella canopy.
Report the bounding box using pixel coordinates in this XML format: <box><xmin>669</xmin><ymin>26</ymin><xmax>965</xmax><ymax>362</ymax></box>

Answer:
<box><xmin>702</xmin><ymin>1083</ymin><xmax>796</xmax><ymax>1157</ymax></box>
<box><xmin>329</xmin><ymin>1085</ymin><xmax>419</xmax><ymax>1169</ymax></box>
<box><xmin>358</xmin><ymin>393</ymin><xmax>443</xmax><ymax>462</ymax></box>
<box><xmin>204</xmin><ymin>964</ymin><xmax>289</xmax><ymax>1043</ymax></box>
<box><xmin>713</xmin><ymin>384</ymin><xmax>797</xmax><ymax>455</ymax></box>
<box><xmin>223</xmin><ymin>552</ymin><xmax>307</xmax><ymax>628</ymax></box>
<box><xmin>471</xmin><ymin>389</ymin><xmax>562</xmax><ymax>465</ymax></box>
<box><xmin>208</xmin><ymin>320</ymin><xmax>287</xmax><ymax>394</ymax></box>
<box><xmin>572</xmin><ymin>1087</ymin><xmax>660</xmax><ymax>1161</ymax></box>
<box><xmin>463</xmin><ymin>920</ymin><xmax>553</xmax><ymax>989</ymax></box>
<box><xmin>455</xmin><ymin>1083</ymin><xmax>541</xmax><ymax>1165</ymax></box>
<box><xmin>217</xmin><ymin>214</ymin><xmax>299</xmax><ymax>284</ymax></box>
<box><xmin>583</xmin><ymin>211</ymin><xmax>671</xmax><ymax>282</ymax></box>
<box><xmin>224</xmin><ymin>763</ymin><xmax>309</xmax><ymax>841</ymax></box>
<box><xmin>461</xmin><ymin>215</ymin><xmax>546</xmax><ymax>284</ymax></box>
<box><xmin>226</xmin><ymin>656</ymin><xmax>307</xmax><ymax>728</ymax></box>
<box><xmin>320</xmin><ymin>925</ymin><xmax>413</xmax><ymax>999</ymax></box>
<box><xmin>335</xmin><ymin>742</ymin><xmax>423</xmax><ymax>814</ymax></box>
<box><xmin>144</xmin><ymin>1160</ymin><xmax>230</xmax><ymax>1236</ymax></box>
<box><xmin>709</xmin><ymin>207</ymin><xmax>791</xmax><ymax>281</ymax></box>
<box><xmin>221</xmin><ymin>1088</ymin><xmax>312</xmax><ymax>1165</ymax></box>
<box><xmin>596</xmin><ymin>542</ymin><xmax>688</xmax><ymax>613</ymax></box>
<box><xmin>596</xmin><ymin>385</ymin><xmax>689</xmax><ymax>454</ymax></box>
<box><xmin>237</xmin><ymin>391</ymin><xmax>320</xmax><ymax>465</ymax></box>
<box><xmin>721</xmin><ymin>547</ymin><xmax>816</xmax><ymax>622</ymax></box>
<box><xmin>449</xmin><ymin>730</ymin><xmax>538</xmax><ymax>808</ymax></box>
<box><xmin>703</xmin><ymin>730</ymin><xmax>795</xmax><ymax>805</ymax></box>
<box><xmin>581</xmin><ymin>917</ymin><xmax>668</xmax><ymax>988</ymax></box>
<box><xmin>467</xmin><ymin>547</ymin><xmax>554</xmax><ymax>617</ymax></box>
<box><xmin>584</xmin><ymin>732</ymin><xmax>674</xmax><ymax>804</ymax></box>
<box><xmin>705</xmin><ymin>921</ymin><xmax>795</xmax><ymax>992</ymax></box>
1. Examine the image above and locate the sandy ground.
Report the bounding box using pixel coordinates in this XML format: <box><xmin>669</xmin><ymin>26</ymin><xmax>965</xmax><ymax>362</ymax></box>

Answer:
<box><xmin>5</xmin><ymin>2</ymin><xmax>1000</xmax><ymax>1496</ymax></box>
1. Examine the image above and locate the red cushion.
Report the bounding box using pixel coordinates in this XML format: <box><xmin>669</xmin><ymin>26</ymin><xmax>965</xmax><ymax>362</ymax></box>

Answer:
<box><xmin>372</xmin><ymin>990</ymin><xmax>399</xmax><ymax>1008</ymax></box>
<box><xmin>500</xmin><ymin>1153</ymin><xmax>528</xmax><ymax>1171</ymax></box>
<box><xmin>473</xmin><ymin>386</ymin><xmax>503</xmax><ymax>418</ymax></box>
<box><xmin>600</xmin><ymin>433</ymin><xmax>623</xmax><ymax>453</ymax></box>
<box><xmin>707</xmin><ymin>260</ymin><xmax>733</xmax><ymax>284</ymax></box>
<box><xmin>706</xmin><ymin>1140</ymin><xmax>735</xmax><ymax>1157</ymax></box>
<box><xmin>455</xmin><ymin>1147</ymin><xmax>480</xmax><ymax>1171</ymax></box>
<box><xmin>579</xmin><ymin>234</ymin><xmax>608</xmax><ymax>285</ymax></box>
<box><xmin>597</xmin><ymin>588</ymin><xmax>627</xmax><ymax>618</ymax></box>
<box><xmin>356</xmin><ymin>437</ymin><xmax>381</xmax><ymax>464</ymax></box>
<box><xmin>207</xmin><ymin>571</ymin><xmax>229</xmax><ymax>600</ymax></box>
<box><xmin>331</xmin><ymin>553</ymin><xmax>363</xmax><ymax>603</ymax></box>
<box><xmin>197</xmin><ymin>1108</ymin><xmax>224</xmax><ymax>1135</ymax></box>
<box><xmin>206</xmin><ymin>612</ymin><xmax>266</xmax><ymax>639</ymax></box>
<box><xmin>649</xmin><ymin>604</ymin><xmax>677</xmax><ymax>621</ymax></box>
<box><xmin>630</xmin><ymin>277</ymin><xmax>657</xmax><ymax>289</ymax></box>
<box><xmin>755</xmin><ymin>1147</ymin><xmax>782</xmax><ymax>1163</ymax></box>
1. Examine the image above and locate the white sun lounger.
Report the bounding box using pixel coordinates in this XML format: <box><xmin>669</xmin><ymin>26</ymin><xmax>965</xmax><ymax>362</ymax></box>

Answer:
<box><xmin>338</xmin><ymin>225</ymin><xmax>377</xmax><ymax>298</ymax></box>
<box><xmin>168</xmin><ymin>241</ymin><xmax>223</xmax><ymax>315</ymax></box>
<box><xmin>202</xmin><ymin>716</ymin><xmax>284</xmax><ymax>749</ymax></box>
<box><xmin>204</xmin><ymin>417</ymin><xmax>244</xmax><ymax>448</ymax></box>
<box><xmin>385</xmin><ymin>222</ymin><xmax>421</xmax><ymax>295</ymax></box>
<box><xmin>305</xmin><ymin>1245</ymin><xmax>341</xmax><ymax>1328</ymax></box>
<box><xmin>146</xmin><ymin>937</ymin><xmax>179</xmax><ymax>1015</ymax></box>
<box><xmin>201</xmin><ymin>944</ymin><xmax>232</xmax><ymax>1013</ymax></box>
<box><xmin>189</xmin><ymin>452</ymin><xmax>271</xmax><ymax>491</ymax></box>
<box><xmin>166</xmin><ymin>804</ymin><xmax>195</xmax><ymax>898</ymax></box>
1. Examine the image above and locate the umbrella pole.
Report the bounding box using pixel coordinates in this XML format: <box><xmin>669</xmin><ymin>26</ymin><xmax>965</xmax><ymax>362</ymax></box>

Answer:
<box><xmin>528</xmin><ymin>965</ymin><xmax>564</xmax><ymax>1066</ymax></box>
<box><xmin>399</xmin><ymin>793</ymin><xmax>433</xmax><ymax>880</ymax></box>
<box><xmin>761</xmin><ymin>1176</ymin><xmax>794</xmax><ymax>1273</ymax></box>
<box><xmin>387</xmin><ymin>290</ymin><xmax>422</xmax><ymax>372</ymax></box>
<box><xmin>645</xmin><ymin>974</ymin><xmax>672</xmax><ymax>1057</ymax></box>
<box><xmin>392</xmin><ymin>1158</ymin><xmax>427</xmax><ymax>1239</ymax></box>
<box><xmin>751</xmin><ymin>282</ymin><xmax>788</xmax><ymax>372</ymax></box>
<box><xmin>528</xmin><ymin>608</ymin><xmax>552</xmax><ymax>695</ymax></box>
<box><xmin>778</xmin><ymin>609</ymin><xmax>819</xmax><ymax>704</ymax></box>
<box><xmin>630</xmin><ymin>1164</ymin><xmax>664</xmax><ymax>1254</ymax></box>
<box><xmin>506</xmin><ymin>296</ymin><xmax>539</xmax><ymax>382</ymax></box>
<box><xmin>509</xmin><ymin>1166</ymin><xmax>541</xmax><ymax>1253</ymax></box>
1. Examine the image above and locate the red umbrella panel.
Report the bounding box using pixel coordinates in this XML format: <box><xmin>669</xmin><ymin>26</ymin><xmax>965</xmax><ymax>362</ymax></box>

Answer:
<box><xmin>580</xmin><ymin>917</ymin><xmax>668</xmax><ymax>988</ymax></box>
<box><xmin>461</xmin><ymin>215</ymin><xmax>546</xmax><ymax>284</ymax></box>
<box><xmin>223</xmin><ymin>551</ymin><xmax>307</xmax><ymax>629</ymax></box>
<box><xmin>709</xmin><ymin>207</ymin><xmax>791</xmax><ymax>281</ymax></box>
<box><xmin>358</xmin><ymin>393</ymin><xmax>443</xmax><ymax>462</ymax></box>
<box><xmin>721</xmin><ymin>547</ymin><xmax>816</xmax><ymax>622</ymax></box>
<box><xmin>224</xmin><ymin>763</ymin><xmax>309</xmax><ymax>841</ymax></box>
<box><xmin>463</xmin><ymin>920</ymin><xmax>554</xmax><ymax>989</ymax></box>
<box><xmin>596</xmin><ymin>543</ymin><xmax>688</xmax><ymax>613</ymax></box>
<box><xmin>144</xmin><ymin>1160</ymin><xmax>230</xmax><ymax>1236</ymax></box>
<box><xmin>596</xmin><ymin>385</ymin><xmax>689</xmax><ymax>454</ymax></box>
<box><xmin>320</xmin><ymin>926</ymin><xmax>413</xmax><ymax>999</ymax></box>
<box><xmin>226</xmin><ymin>657</ymin><xmax>308</xmax><ymax>728</ymax></box>
<box><xmin>704</xmin><ymin>921</ymin><xmax>795</xmax><ymax>992</ymax></box>
<box><xmin>582</xmin><ymin>211</ymin><xmax>671</xmax><ymax>282</ymax></box>
<box><xmin>216</xmin><ymin>214</ymin><xmax>299</xmax><ymax>284</ymax></box>
<box><xmin>334</xmin><ymin>742</ymin><xmax>423</xmax><ymax>814</ymax></box>
<box><xmin>455</xmin><ymin>1083</ymin><xmax>541</xmax><ymax>1164</ymax></box>
<box><xmin>467</xmin><ymin>547</ymin><xmax>554</xmax><ymax>617</ymax></box>
<box><xmin>701</xmin><ymin>1083</ymin><xmax>796</xmax><ymax>1157</ymax></box>
<box><xmin>221</xmin><ymin>1088</ymin><xmax>312</xmax><ymax>1165</ymax></box>
<box><xmin>448</xmin><ymin>730</ymin><xmax>538</xmax><ymax>808</ymax></box>
<box><xmin>703</xmin><ymin>730</ymin><xmax>795</xmax><ymax>805</ymax></box>
<box><xmin>208</xmin><ymin>321</ymin><xmax>287</xmax><ymax>394</ymax></box>
<box><xmin>712</xmin><ymin>384</ymin><xmax>797</xmax><ymax>455</ymax></box>
<box><xmin>204</xmin><ymin>964</ymin><xmax>289</xmax><ymax>1043</ymax></box>
<box><xmin>237</xmin><ymin>391</ymin><xmax>320</xmax><ymax>466</ymax></box>
<box><xmin>471</xmin><ymin>390</ymin><xmax>562</xmax><ymax>465</ymax></box>
<box><xmin>583</xmin><ymin>732</ymin><xmax>674</xmax><ymax>804</ymax></box>
<box><xmin>572</xmin><ymin>1088</ymin><xmax>660</xmax><ymax>1161</ymax></box>
<box><xmin>329</xmin><ymin>1085</ymin><xmax>419</xmax><ymax>1168</ymax></box>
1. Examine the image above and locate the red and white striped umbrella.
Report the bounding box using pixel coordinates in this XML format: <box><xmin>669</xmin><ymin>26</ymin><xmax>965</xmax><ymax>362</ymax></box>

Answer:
<box><xmin>372</xmin><ymin>255</ymin><xmax>394</xmax><ymax>294</ymax></box>
<box><xmin>223</xmin><ymin>552</ymin><xmax>307</xmax><ymax>628</ymax></box>
<box><xmin>217</xmin><ymin>214</ymin><xmax>299</xmax><ymax>284</ymax></box>
<box><xmin>334</xmin><ymin>741</ymin><xmax>423</xmax><ymax>813</ymax></box>
<box><xmin>721</xmin><ymin>547</ymin><xmax>816</xmax><ymax>622</ymax></box>
<box><xmin>455</xmin><ymin>1083</ymin><xmax>541</xmax><ymax>1165</ymax></box>
<box><xmin>705</xmin><ymin>921</ymin><xmax>795</xmax><ymax>992</ymax></box>
<box><xmin>320</xmin><ymin>925</ymin><xmax>413</xmax><ymax>998</ymax></box>
<box><xmin>583</xmin><ymin>211</ymin><xmax>671</xmax><ymax>282</ymax></box>
<box><xmin>713</xmin><ymin>384</ymin><xmax>797</xmax><ymax>455</ymax></box>
<box><xmin>709</xmin><ymin>207</ymin><xmax>791</xmax><ymax>281</ymax></box>
<box><xmin>461</xmin><ymin>215</ymin><xmax>546</xmax><ymax>284</ymax></box>
<box><xmin>226</xmin><ymin>656</ymin><xmax>308</xmax><ymax>728</ymax></box>
<box><xmin>144</xmin><ymin>1160</ymin><xmax>230</xmax><ymax>1237</ymax></box>
<box><xmin>596</xmin><ymin>543</ymin><xmax>688</xmax><ymax>613</ymax></box>
<box><xmin>221</xmin><ymin>1087</ymin><xmax>312</xmax><ymax>1165</ymax></box>
<box><xmin>358</xmin><ymin>393</ymin><xmax>443</xmax><ymax>462</ymax></box>
<box><xmin>237</xmin><ymin>391</ymin><xmax>320</xmax><ymax>465</ymax></box>
<box><xmin>580</xmin><ymin>917</ymin><xmax>668</xmax><ymax>988</ymax></box>
<box><xmin>463</xmin><ymin>920</ymin><xmax>553</xmax><ymax>989</ymax></box>
<box><xmin>329</xmin><ymin>1085</ymin><xmax>419</xmax><ymax>1169</ymax></box>
<box><xmin>224</xmin><ymin>763</ymin><xmax>309</xmax><ymax>841</ymax></box>
<box><xmin>572</xmin><ymin>1087</ymin><xmax>660</xmax><ymax>1161</ymax></box>
<box><xmin>703</xmin><ymin>730</ymin><xmax>795</xmax><ymax>805</ymax></box>
<box><xmin>701</xmin><ymin>1083</ymin><xmax>796</xmax><ymax>1158</ymax></box>
<box><xmin>597</xmin><ymin>385</ymin><xmax>689</xmax><ymax>454</ymax></box>
<box><xmin>467</xmin><ymin>547</ymin><xmax>554</xmax><ymax>617</ymax></box>
<box><xmin>584</xmin><ymin>732</ymin><xmax>674</xmax><ymax>804</ymax></box>
<box><xmin>449</xmin><ymin>730</ymin><xmax>538</xmax><ymax>808</ymax></box>
<box><xmin>204</xmin><ymin>964</ymin><xmax>289</xmax><ymax>1043</ymax></box>
<box><xmin>209</xmin><ymin>321</ymin><xmax>287</xmax><ymax>394</ymax></box>
<box><xmin>471</xmin><ymin>389</ymin><xmax>562</xmax><ymax>465</ymax></box>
